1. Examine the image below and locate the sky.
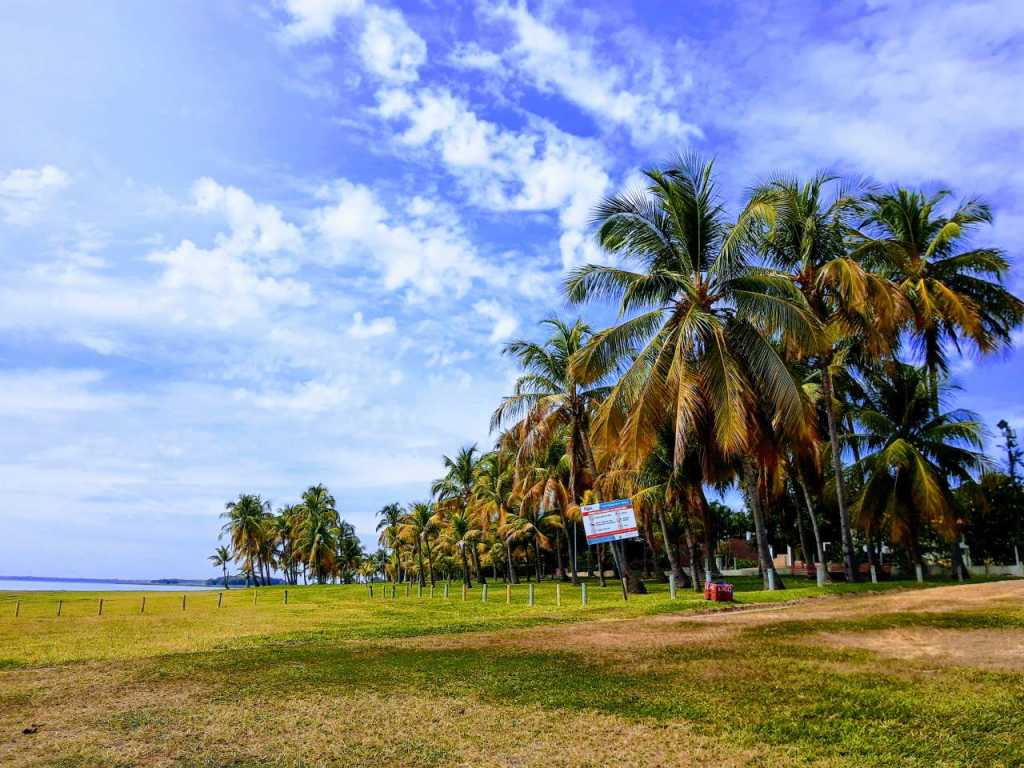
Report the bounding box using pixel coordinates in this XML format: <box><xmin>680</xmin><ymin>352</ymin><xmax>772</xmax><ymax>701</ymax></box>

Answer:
<box><xmin>2</xmin><ymin>0</ymin><xmax>1023</xmax><ymax>579</ymax></box>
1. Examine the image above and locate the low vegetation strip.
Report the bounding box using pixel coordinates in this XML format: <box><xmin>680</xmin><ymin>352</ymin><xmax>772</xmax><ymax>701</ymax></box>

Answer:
<box><xmin>2</xmin><ymin>580</ymin><xmax>1022</xmax><ymax>767</ymax></box>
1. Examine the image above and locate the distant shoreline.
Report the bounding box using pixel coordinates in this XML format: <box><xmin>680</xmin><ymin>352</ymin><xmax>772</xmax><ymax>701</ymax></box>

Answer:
<box><xmin>0</xmin><ymin>575</ymin><xmax>207</xmax><ymax>586</ymax></box>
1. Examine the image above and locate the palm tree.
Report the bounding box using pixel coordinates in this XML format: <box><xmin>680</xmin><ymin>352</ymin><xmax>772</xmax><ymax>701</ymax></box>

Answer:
<box><xmin>295</xmin><ymin>484</ymin><xmax>340</xmax><ymax>584</ymax></box>
<box><xmin>517</xmin><ymin>439</ymin><xmax>575</xmax><ymax>582</ymax></box>
<box><xmin>504</xmin><ymin>504</ymin><xmax>561</xmax><ymax>582</ymax></box>
<box><xmin>857</xmin><ymin>188</ymin><xmax>1024</xmax><ymax>412</ymax></box>
<box><xmin>221</xmin><ymin>494</ymin><xmax>272</xmax><ymax>587</ymax></box>
<box><xmin>447</xmin><ymin>508</ymin><xmax>478</xmax><ymax>588</ymax></box>
<box><xmin>401</xmin><ymin>502</ymin><xmax>437</xmax><ymax>586</ymax></box>
<box><xmin>432</xmin><ymin>445</ymin><xmax>486</xmax><ymax>583</ymax></box>
<box><xmin>376</xmin><ymin>502</ymin><xmax>404</xmax><ymax>583</ymax></box>
<box><xmin>848</xmin><ymin>362</ymin><xmax>988</xmax><ymax>578</ymax></box>
<box><xmin>472</xmin><ymin>446</ymin><xmax>520</xmax><ymax>583</ymax></box>
<box><xmin>741</xmin><ymin>172</ymin><xmax>904</xmax><ymax>582</ymax></box>
<box><xmin>209</xmin><ymin>545</ymin><xmax>232</xmax><ymax>589</ymax></box>
<box><xmin>566</xmin><ymin>155</ymin><xmax>818</xmax><ymax>589</ymax></box>
<box><xmin>493</xmin><ymin>318</ymin><xmax>612</xmax><ymax>585</ymax></box>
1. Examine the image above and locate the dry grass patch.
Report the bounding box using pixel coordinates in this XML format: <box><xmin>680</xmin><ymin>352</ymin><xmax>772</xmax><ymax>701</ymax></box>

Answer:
<box><xmin>822</xmin><ymin>627</ymin><xmax>1024</xmax><ymax>672</ymax></box>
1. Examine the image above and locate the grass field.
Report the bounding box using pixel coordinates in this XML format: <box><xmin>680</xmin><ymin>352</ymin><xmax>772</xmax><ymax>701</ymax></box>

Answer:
<box><xmin>2</xmin><ymin>577</ymin><xmax>1023</xmax><ymax>767</ymax></box>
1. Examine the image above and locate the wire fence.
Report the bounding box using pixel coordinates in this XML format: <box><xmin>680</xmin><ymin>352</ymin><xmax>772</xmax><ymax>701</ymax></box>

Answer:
<box><xmin>0</xmin><ymin>576</ymin><xmax>704</xmax><ymax>620</ymax></box>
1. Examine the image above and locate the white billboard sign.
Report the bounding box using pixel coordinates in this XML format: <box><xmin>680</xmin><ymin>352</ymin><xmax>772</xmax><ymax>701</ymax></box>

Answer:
<box><xmin>581</xmin><ymin>498</ymin><xmax>639</xmax><ymax>545</ymax></box>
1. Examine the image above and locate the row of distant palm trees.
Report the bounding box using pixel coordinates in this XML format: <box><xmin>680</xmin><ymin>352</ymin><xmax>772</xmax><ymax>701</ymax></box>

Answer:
<box><xmin>218</xmin><ymin>156</ymin><xmax>1023</xmax><ymax>593</ymax></box>
<box><xmin>374</xmin><ymin>157</ymin><xmax>1022</xmax><ymax>592</ymax></box>
<box><xmin>215</xmin><ymin>484</ymin><xmax>364</xmax><ymax>586</ymax></box>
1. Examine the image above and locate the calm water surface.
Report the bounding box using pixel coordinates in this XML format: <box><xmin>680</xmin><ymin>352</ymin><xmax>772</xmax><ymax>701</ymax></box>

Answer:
<box><xmin>0</xmin><ymin>579</ymin><xmax>215</xmax><ymax>592</ymax></box>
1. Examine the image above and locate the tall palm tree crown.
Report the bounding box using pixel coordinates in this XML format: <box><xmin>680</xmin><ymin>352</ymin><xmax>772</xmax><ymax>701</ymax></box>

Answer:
<box><xmin>849</xmin><ymin>362</ymin><xmax>988</xmax><ymax>568</ymax></box>
<box><xmin>565</xmin><ymin>154</ymin><xmax>817</xmax><ymax>473</ymax></box>
<box><xmin>858</xmin><ymin>188</ymin><xmax>1024</xmax><ymax>408</ymax></box>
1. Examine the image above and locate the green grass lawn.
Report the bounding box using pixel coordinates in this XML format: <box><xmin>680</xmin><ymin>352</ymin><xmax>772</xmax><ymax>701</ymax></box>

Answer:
<box><xmin>1</xmin><ymin>577</ymin><xmax>1022</xmax><ymax>767</ymax></box>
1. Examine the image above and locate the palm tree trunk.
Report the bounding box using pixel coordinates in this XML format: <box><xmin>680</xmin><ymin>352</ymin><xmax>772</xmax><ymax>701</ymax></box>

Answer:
<box><xmin>656</xmin><ymin>507</ymin><xmax>688</xmax><ymax>587</ymax></box>
<box><xmin>596</xmin><ymin>544</ymin><xmax>606</xmax><ymax>586</ymax></box>
<box><xmin>743</xmin><ymin>461</ymin><xmax>784</xmax><ymax>590</ymax></box>
<box><xmin>554</xmin><ymin>522</ymin><xmax>566</xmax><ymax>581</ymax></box>
<box><xmin>695</xmin><ymin>486</ymin><xmax>722</xmax><ymax>578</ymax></box>
<box><xmin>533</xmin><ymin>538</ymin><xmax>542</xmax><ymax>581</ymax></box>
<box><xmin>504</xmin><ymin>539</ymin><xmax>518</xmax><ymax>584</ymax></box>
<box><xmin>424</xmin><ymin>539</ymin><xmax>436</xmax><ymax>586</ymax></box>
<box><xmin>616</xmin><ymin>540</ymin><xmax>646</xmax><ymax>593</ymax></box>
<box><xmin>821</xmin><ymin>365</ymin><xmax>858</xmax><ymax>582</ymax></box>
<box><xmin>793</xmin><ymin>460</ymin><xmax>829</xmax><ymax>582</ymax></box>
<box><xmin>460</xmin><ymin>545</ymin><xmax>471</xmax><ymax>588</ymax></box>
<box><xmin>416</xmin><ymin>545</ymin><xmax>426</xmax><ymax>587</ymax></box>
<box><xmin>470</xmin><ymin>545</ymin><xmax>486</xmax><ymax>584</ymax></box>
<box><xmin>222</xmin><ymin>565</ymin><xmax>229</xmax><ymax>590</ymax></box>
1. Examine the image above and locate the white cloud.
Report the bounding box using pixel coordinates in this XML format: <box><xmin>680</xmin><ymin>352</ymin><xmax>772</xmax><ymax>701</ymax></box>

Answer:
<box><xmin>0</xmin><ymin>164</ymin><xmax>70</xmax><ymax>224</ymax></box>
<box><xmin>192</xmin><ymin>177</ymin><xmax>303</xmax><ymax>259</ymax></box>
<box><xmin>483</xmin><ymin>3</ymin><xmax>701</xmax><ymax>147</ymax></box>
<box><xmin>728</xmin><ymin>0</ymin><xmax>1024</xmax><ymax>193</ymax></box>
<box><xmin>280</xmin><ymin>0</ymin><xmax>425</xmax><ymax>83</ymax></box>
<box><xmin>0</xmin><ymin>369</ymin><xmax>134</xmax><ymax>414</ymax></box>
<box><xmin>313</xmin><ymin>179</ymin><xmax>487</xmax><ymax>298</ymax></box>
<box><xmin>375</xmin><ymin>86</ymin><xmax>610</xmax><ymax>268</ymax></box>
<box><xmin>349</xmin><ymin>310</ymin><xmax>396</xmax><ymax>338</ymax></box>
<box><xmin>360</xmin><ymin>6</ymin><xmax>426</xmax><ymax>83</ymax></box>
<box><xmin>448</xmin><ymin>42</ymin><xmax>503</xmax><ymax>71</ymax></box>
<box><xmin>474</xmin><ymin>299</ymin><xmax>519</xmax><ymax>343</ymax></box>
<box><xmin>147</xmin><ymin>239</ymin><xmax>312</xmax><ymax>328</ymax></box>
<box><xmin>279</xmin><ymin>0</ymin><xmax>365</xmax><ymax>44</ymax></box>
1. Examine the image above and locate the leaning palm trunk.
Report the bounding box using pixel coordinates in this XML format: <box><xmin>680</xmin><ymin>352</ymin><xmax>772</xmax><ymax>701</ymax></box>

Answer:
<box><xmin>821</xmin><ymin>367</ymin><xmax>858</xmax><ymax>582</ymax></box>
<box><xmin>743</xmin><ymin>462</ymin><xmax>784</xmax><ymax>590</ymax></box>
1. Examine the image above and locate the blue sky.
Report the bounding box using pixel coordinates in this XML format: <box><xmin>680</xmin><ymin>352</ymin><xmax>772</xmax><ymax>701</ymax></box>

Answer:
<box><xmin>2</xmin><ymin>0</ymin><xmax>1022</xmax><ymax>579</ymax></box>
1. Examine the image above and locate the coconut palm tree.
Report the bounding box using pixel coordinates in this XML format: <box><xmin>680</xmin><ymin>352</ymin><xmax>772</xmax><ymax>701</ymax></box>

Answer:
<box><xmin>432</xmin><ymin>445</ymin><xmax>486</xmax><ymax>583</ymax></box>
<box><xmin>446</xmin><ymin>508</ymin><xmax>478</xmax><ymax>588</ymax></box>
<box><xmin>848</xmin><ymin>362</ymin><xmax>988</xmax><ymax>577</ymax></box>
<box><xmin>472</xmin><ymin>446</ymin><xmax>520</xmax><ymax>583</ymax></box>
<box><xmin>295</xmin><ymin>484</ymin><xmax>340</xmax><ymax>584</ymax></box>
<box><xmin>740</xmin><ymin>172</ymin><xmax>904</xmax><ymax>582</ymax></box>
<box><xmin>493</xmin><ymin>319</ymin><xmax>612</xmax><ymax>583</ymax></box>
<box><xmin>504</xmin><ymin>504</ymin><xmax>561</xmax><ymax>582</ymax></box>
<box><xmin>221</xmin><ymin>494</ymin><xmax>272</xmax><ymax>587</ymax></box>
<box><xmin>857</xmin><ymin>188</ymin><xmax>1024</xmax><ymax>412</ymax></box>
<box><xmin>517</xmin><ymin>438</ymin><xmax>576</xmax><ymax>583</ymax></box>
<box><xmin>376</xmin><ymin>502</ymin><xmax>404</xmax><ymax>583</ymax></box>
<box><xmin>209</xmin><ymin>545</ymin><xmax>232</xmax><ymax>589</ymax></box>
<box><xmin>401</xmin><ymin>502</ymin><xmax>438</xmax><ymax>586</ymax></box>
<box><xmin>566</xmin><ymin>155</ymin><xmax>818</xmax><ymax>589</ymax></box>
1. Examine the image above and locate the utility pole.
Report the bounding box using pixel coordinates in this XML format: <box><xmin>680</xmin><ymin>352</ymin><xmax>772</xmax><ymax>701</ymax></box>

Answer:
<box><xmin>997</xmin><ymin>420</ymin><xmax>1023</xmax><ymax>570</ymax></box>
